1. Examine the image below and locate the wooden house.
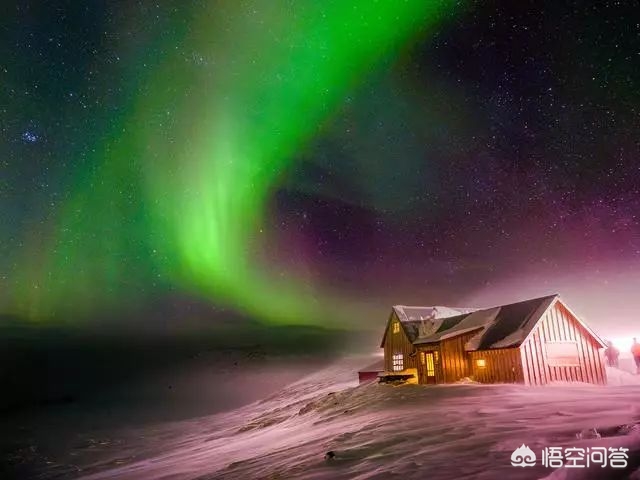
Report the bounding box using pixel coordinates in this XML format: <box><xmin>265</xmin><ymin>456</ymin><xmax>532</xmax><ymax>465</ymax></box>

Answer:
<box><xmin>380</xmin><ymin>294</ymin><xmax>607</xmax><ymax>386</ymax></box>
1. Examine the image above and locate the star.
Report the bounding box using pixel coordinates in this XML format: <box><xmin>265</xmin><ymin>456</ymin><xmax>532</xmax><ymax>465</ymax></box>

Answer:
<box><xmin>21</xmin><ymin>131</ymin><xmax>39</xmax><ymax>143</ymax></box>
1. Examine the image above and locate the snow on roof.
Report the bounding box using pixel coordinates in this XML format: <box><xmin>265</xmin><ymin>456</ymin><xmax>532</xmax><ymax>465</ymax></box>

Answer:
<box><xmin>414</xmin><ymin>307</ymin><xmax>501</xmax><ymax>345</ymax></box>
<box><xmin>390</xmin><ymin>305</ymin><xmax>479</xmax><ymax>343</ymax></box>
<box><xmin>393</xmin><ymin>305</ymin><xmax>478</xmax><ymax>322</ymax></box>
<box><xmin>381</xmin><ymin>294</ymin><xmax>583</xmax><ymax>350</ymax></box>
<box><xmin>411</xmin><ymin>295</ymin><xmax>559</xmax><ymax>351</ymax></box>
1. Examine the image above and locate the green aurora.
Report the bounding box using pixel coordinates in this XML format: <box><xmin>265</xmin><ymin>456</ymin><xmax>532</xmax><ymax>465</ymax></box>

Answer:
<box><xmin>8</xmin><ymin>1</ymin><xmax>457</xmax><ymax>325</ymax></box>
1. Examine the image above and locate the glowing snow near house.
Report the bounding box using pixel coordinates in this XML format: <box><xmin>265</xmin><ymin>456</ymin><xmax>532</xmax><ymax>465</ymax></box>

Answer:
<box><xmin>22</xmin><ymin>357</ymin><xmax>640</xmax><ymax>480</ymax></box>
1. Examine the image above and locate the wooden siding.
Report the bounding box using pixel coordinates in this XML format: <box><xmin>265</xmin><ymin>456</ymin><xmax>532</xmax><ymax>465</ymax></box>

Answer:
<box><xmin>438</xmin><ymin>331</ymin><xmax>478</xmax><ymax>383</ymax></box>
<box><xmin>383</xmin><ymin>312</ymin><xmax>417</xmax><ymax>374</ymax></box>
<box><xmin>469</xmin><ymin>348</ymin><xmax>524</xmax><ymax>383</ymax></box>
<box><xmin>520</xmin><ymin>301</ymin><xmax>606</xmax><ymax>385</ymax></box>
<box><xmin>416</xmin><ymin>332</ymin><xmax>479</xmax><ymax>384</ymax></box>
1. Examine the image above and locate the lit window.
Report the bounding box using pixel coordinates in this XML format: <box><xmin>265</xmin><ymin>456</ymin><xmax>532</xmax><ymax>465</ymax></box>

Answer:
<box><xmin>476</xmin><ymin>358</ymin><xmax>486</xmax><ymax>368</ymax></box>
<box><xmin>433</xmin><ymin>351</ymin><xmax>439</xmax><ymax>363</ymax></box>
<box><xmin>393</xmin><ymin>322</ymin><xmax>400</xmax><ymax>334</ymax></box>
<box><xmin>392</xmin><ymin>353</ymin><xmax>404</xmax><ymax>371</ymax></box>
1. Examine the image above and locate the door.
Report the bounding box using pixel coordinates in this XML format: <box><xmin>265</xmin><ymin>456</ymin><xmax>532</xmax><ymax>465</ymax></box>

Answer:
<box><xmin>420</xmin><ymin>351</ymin><xmax>437</xmax><ymax>384</ymax></box>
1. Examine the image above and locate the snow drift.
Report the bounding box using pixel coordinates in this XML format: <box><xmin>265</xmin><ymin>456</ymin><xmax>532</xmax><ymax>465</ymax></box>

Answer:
<box><xmin>21</xmin><ymin>360</ymin><xmax>640</xmax><ymax>480</ymax></box>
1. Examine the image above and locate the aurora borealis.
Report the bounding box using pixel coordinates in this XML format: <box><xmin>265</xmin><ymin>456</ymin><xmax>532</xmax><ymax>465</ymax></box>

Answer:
<box><xmin>6</xmin><ymin>5</ymin><xmax>640</xmax><ymax>479</ymax></box>
<box><xmin>3</xmin><ymin>1</ymin><xmax>457</xmax><ymax>325</ymax></box>
<box><xmin>3</xmin><ymin>1</ymin><xmax>640</xmax><ymax>333</ymax></box>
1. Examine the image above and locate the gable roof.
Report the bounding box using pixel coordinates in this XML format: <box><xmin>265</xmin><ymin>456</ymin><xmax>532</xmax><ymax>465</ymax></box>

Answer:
<box><xmin>411</xmin><ymin>294</ymin><xmax>607</xmax><ymax>351</ymax></box>
<box><xmin>379</xmin><ymin>305</ymin><xmax>476</xmax><ymax>347</ymax></box>
<box><xmin>394</xmin><ymin>305</ymin><xmax>477</xmax><ymax>322</ymax></box>
<box><xmin>471</xmin><ymin>295</ymin><xmax>558</xmax><ymax>350</ymax></box>
<box><xmin>413</xmin><ymin>307</ymin><xmax>502</xmax><ymax>345</ymax></box>
<box><xmin>413</xmin><ymin>294</ymin><xmax>557</xmax><ymax>349</ymax></box>
<box><xmin>381</xmin><ymin>294</ymin><xmax>606</xmax><ymax>351</ymax></box>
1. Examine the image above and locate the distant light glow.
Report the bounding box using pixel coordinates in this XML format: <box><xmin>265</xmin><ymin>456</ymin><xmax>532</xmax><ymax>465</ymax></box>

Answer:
<box><xmin>608</xmin><ymin>337</ymin><xmax>634</xmax><ymax>357</ymax></box>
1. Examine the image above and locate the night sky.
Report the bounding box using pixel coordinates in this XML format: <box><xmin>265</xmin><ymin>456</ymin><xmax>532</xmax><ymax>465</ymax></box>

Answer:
<box><xmin>2</xmin><ymin>1</ymin><xmax>640</xmax><ymax>335</ymax></box>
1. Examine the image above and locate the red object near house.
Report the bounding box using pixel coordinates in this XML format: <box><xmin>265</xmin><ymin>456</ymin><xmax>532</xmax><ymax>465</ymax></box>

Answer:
<box><xmin>357</xmin><ymin>359</ymin><xmax>384</xmax><ymax>384</ymax></box>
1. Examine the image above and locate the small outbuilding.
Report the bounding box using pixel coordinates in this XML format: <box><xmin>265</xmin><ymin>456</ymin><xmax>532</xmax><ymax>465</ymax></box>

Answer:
<box><xmin>380</xmin><ymin>294</ymin><xmax>607</xmax><ymax>385</ymax></box>
<box><xmin>357</xmin><ymin>359</ymin><xmax>384</xmax><ymax>384</ymax></box>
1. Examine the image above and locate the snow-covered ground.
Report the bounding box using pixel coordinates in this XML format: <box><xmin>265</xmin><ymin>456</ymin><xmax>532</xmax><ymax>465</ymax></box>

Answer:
<box><xmin>9</xmin><ymin>359</ymin><xmax>640</xmax><ymax>480</ymax></box>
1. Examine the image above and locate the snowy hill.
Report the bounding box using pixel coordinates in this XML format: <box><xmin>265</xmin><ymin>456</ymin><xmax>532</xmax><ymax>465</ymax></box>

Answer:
<box><xmin>11</xmin><ymin>359</ymin><xmax>640</xmax><ymax>480</ymax></box>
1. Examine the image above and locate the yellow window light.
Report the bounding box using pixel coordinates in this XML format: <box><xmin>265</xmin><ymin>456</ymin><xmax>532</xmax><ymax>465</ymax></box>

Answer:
<box><xmin>476</xmin><ymin>358</ymin><xmax>486</xmax><ymax>368</ymax></box>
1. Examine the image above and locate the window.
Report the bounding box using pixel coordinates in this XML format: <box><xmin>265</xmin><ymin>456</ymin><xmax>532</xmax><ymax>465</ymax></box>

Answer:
<box><xmin>425</xmin><ymin>352</ymin><xmax>435</xmax><ymax>377</ymax></box>
<box><xmin>392</xmin><ymin>322</ymin><xmax>400</xmax><ymax>334</ymax></box>
<box><xmin>392</xmin><ymin>353</ymin><xmax>404</xmax><ymax>371</ymax></box>
<box><xmin>433</xmin><ymin>351</ymin><xmax>439</xmax><ymax>363</ymax></box>
<box><xmin>546</xmin><ymin>341</ymin><xmax>580</xmax><ymax>366</ymax></box>
<box><xmin>476</xmin><ymin>358</ymin><xmax>486</xmax><ymax>368</ymax></box>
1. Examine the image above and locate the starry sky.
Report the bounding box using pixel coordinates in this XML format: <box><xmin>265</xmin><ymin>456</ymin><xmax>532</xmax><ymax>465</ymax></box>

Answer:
<box><xmin>2</xmin><ymin>1</ymin><xmax>640</xmax><ymax>335</ymax></box>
